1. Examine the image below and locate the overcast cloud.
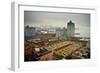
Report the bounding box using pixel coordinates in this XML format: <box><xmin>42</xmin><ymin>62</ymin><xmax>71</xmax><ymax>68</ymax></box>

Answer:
<box><xmin>24</xmin><ymin>11</ymin><xmax>90</xmax><ymax>37</ymax></box>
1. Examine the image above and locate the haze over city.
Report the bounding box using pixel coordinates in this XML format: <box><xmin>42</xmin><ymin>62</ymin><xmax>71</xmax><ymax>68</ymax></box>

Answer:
<box><xmin>24</xmin><ymin>11</ymin><xmax>90</xmax><ymax>37</ymax></box>
<box><xmin>24</xmin><ymin>11</ymin><xmax>90</xmax><ymax>61</ymax></box>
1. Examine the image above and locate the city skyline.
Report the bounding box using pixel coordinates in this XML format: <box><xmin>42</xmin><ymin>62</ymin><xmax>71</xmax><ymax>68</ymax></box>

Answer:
<box><xmin>24</xmin><ymin>11</ymin><xmax>90</xmax><ymax>61</ymax></box>
<box><xmin>24</xmin><ymin>11</ymin><xmax>90</xmax><ymax>37</ymax></box>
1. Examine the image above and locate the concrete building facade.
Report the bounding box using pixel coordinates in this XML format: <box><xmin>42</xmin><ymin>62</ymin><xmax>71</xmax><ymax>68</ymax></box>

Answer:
<box><xmin>67</xmin><ymin>20</ymin><xmax>75</xmax><ymax>38</ymax></box>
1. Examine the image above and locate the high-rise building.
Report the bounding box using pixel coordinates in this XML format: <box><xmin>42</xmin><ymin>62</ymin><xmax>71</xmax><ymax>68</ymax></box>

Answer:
<box><xmin>24</xmin><ymin>25</ymin><xmax>36</xmax><ymax>40</ymax></box>
<box><xmin>67</xmin><ymin>20</ymin><xmax>75</xmax><ymax>38</ymax></box>
<box><xmin>56</xmin><ymin>28</ymin><xmax>67</xmax><ymax>40</ymax></box>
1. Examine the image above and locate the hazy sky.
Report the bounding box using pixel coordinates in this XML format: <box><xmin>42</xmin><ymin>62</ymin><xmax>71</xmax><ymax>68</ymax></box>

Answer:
<box><xmin>24</xmin><ymin>11</ymin><xmax>90</xmax><ymax>37</ymax></box>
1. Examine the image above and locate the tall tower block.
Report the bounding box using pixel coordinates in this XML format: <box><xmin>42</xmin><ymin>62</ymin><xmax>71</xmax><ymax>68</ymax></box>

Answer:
<box><xmin>67</xmin><ymin>20</ymin><xmax>75</xmax><ymax>38</ymax></box>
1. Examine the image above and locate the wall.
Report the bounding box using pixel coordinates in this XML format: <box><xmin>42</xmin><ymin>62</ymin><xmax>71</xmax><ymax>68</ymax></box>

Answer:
<box><xmin>0</xmin><ymin>0</ymin><xmax>100</xmax><ymax>73</ymax></box>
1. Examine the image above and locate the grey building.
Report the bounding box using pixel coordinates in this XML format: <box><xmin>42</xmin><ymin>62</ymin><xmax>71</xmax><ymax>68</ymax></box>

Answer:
<box><xmin>67</xmin><ymin>20</ymin><xmax>75</xmax><ymax>38</ymax></box>
<box><xmin>24</xmin><ymin>25</ymin><xmax>37</xmax><ymax>40</ymax></box>
<box><xmin>56</xmin><ymin>27</ymin><xmax>67</xmax><ymax>40</ymax></box>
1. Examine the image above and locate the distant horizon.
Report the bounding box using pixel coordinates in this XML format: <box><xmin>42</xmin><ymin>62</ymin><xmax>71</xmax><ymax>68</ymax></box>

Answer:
<box><xmin>24</xmin><ymin>11</ymin><xmax>90</xmax><ymax>37</ymax></box>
